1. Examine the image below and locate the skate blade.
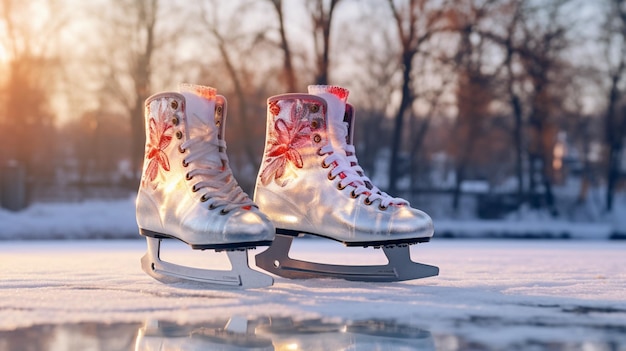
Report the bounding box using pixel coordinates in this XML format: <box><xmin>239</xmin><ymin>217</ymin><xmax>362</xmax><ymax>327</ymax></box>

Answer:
<box><xmin>255</xmin><ymin>235</ymin><xmax>439</xmax><ymax>282</ymax></box>
<box><xmin>141</xmin><ymin>237</ymin><xmax>273</xmax><ymax>289</ymax></box>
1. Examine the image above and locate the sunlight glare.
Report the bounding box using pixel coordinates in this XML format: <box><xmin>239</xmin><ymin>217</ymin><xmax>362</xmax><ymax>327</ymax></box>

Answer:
<box><xmin>0</xmin><ymin>44</ymin><xmax>8</xmax><ymax>62</ymax></box>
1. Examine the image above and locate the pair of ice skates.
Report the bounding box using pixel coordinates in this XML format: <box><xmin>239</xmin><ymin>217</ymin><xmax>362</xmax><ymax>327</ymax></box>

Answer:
<box><xmin>136</xmin><ymin>84</ymin><xmax>438</xmax><ymax>288</ymax></box>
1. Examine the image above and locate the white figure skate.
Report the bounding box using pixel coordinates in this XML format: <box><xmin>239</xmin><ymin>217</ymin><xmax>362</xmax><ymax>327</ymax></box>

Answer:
<box><xmin>136</xmin><ymin>84</ymin><xmax>274</xmax><ymax>288</ymax></box>
<box><xmin>254</xmin><ymin>85</ymin><xmax>438</xmax><ymax>282</ymax></box>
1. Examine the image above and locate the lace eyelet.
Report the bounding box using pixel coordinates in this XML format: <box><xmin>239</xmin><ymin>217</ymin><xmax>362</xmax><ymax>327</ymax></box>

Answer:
<box><xmin>170</xmin><ymin>100</ymin><xmax>179</xmax><ymax>110</ymax></box>
<box><xmin>191</xmin><ymin>185</ymin><xmax>199</xmax><ymax>192</ymax></box>
<box><xmin>200</xmin><ymin>194</ymin><xmax>209</xmax><ymax>202</ymax></box>
<box><xmin>185</xmin><ymin>173</ymin><xmax>193</xmax><ymax>180</ymax></box>
<box><xmin>350</xmin><ymin>190</ymin><xmax>358</xmax><ymax>198</ymax></box>
<box><xmin>220</xmin><ymin>209</ymin><xmax>229</xmax><ymax>215</ymax></box>
<box><xmin>175</xmin><ymin>131</ymin><xmax>183</xmax><ymax>139</ymax></box>
<box><xmin>316</xmin><ymin>148</ymin><xmax>325</xmax><ymax>156</ymax></box>
<box><xmin>378</xmin><ymin>204</ymin><xmax>388</xmax><ymax>211</ymax></box>
<box><xmin>178</xmin><ymin>145</ymin><xmax>186</xmax><ymax>153</ymax></box>
<box><xmin>309</xmin><ymin>104</ymin><xmax>320</xmax><ymax>113</ymax></box>
<box><xmin>182</xmin><ymin>159</ymin><xmax>189</xmax><ymax>167</ymax></box>
<box><xmin>313</xmin><ymin>134</ymin><xmax>322</xmax><ymax>143</ymax></box>
<box><xmin>171</xmin><ymin>117</ymin><xmax>179</xmax><ymax>125</ymax></box>
<box><xmin>337</xmin><ymin>182</ymin><xmax>347</xmax><ymax>190</ymax></box>
<box><xmin>364</xmin><ymin>198</ymin><xmax>373</xmax><ymax>206</ymax></box>
<box><xmin>327</xmin><ymin>172</ymin><xmax>336</xmax><ymax>181</ymax></box>
<box><xmin>321</xmin><ymin>161</ymin><xmax>329</xmax><ymax>169</ymax></box>
<box><xmin>208</xmin><ymin>204</ymin><xmax>217</xmax><ymax>210</ymax></box>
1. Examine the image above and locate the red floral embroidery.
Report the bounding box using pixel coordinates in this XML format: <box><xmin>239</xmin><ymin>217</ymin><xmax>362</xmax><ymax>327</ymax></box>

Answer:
<box><xmin>260</xmin><ymin>101</ymin><xmax>310</xmax><ymax>186</ymax></box>
<box><xmin>269</xmin><ymin>100</ymin><xmax>280</xmax><ymax>116</ymax></box>
<box><xmin>144</xmin><ymin>106</ymin><xmax>173</xmax><ymax>185</ymax></box>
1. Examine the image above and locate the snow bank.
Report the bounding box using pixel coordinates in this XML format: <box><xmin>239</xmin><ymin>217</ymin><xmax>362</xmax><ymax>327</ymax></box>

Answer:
<box><xmin>0</xmin><ymin>197</ymin><xmax>138</xmax><ymax>240</ymax></box>
<box><xmin>435</xmin><ymin>220</ymin><xmax>613</xmax><ymax>239</ymax></box>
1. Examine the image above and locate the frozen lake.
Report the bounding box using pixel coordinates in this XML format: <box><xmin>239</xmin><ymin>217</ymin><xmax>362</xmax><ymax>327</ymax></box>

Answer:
<box><xmin>1</xmin><ymin>238</ymin><xmax>625</xmax><ymax>350</ymax></box>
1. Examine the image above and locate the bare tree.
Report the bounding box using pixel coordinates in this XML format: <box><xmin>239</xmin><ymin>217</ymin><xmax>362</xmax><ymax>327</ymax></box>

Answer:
<box><xmin>386</xmin><ymin>0</ymin><xmax>452</xmax><ymax>195</ymax></box>
<box><xmin>203</xmin><ymin>1</ymin><xmax>257</xmax><ymax>165</ymax></box>
<box><xmin>407</xmin><ymin>57</ymin><xmax>453</xmax><ymax>193</ymax></box>
<box><xmin>479</xmin><ymin>0</ymin><xmax>578</xmax><ymax>215</ymax></box>
<box><xmin>307</xmin><ymin>0</ymin><xmax>343</xmax><ymax>85</ymax></box>
<box><xmin>451</xmin><ymin>43</ymin><xmax>494</xmax><ymax>209</ymax></box>
<box><xmin>192</xmin><ymin>0</ymin><xmax>278</xmax><ymax>192</ymax></box>
<box><xmin>601</xmin><ymin>0</ymin><xmax>626</xmax><ymax>212</ymax></box>
<box><xmin>518</xmin><ymin>2</ymin><xmax>575</xmax><ymax>215</ymax></box>
<box><xmin>0</xmin><ymin>0</ymin><xmax>68</xmax><ymax>193</ymax></box>
<box><xmin>87</xmin><ymin>0</ymin><xmax>188</xmax><ymax>186</ymax></box>
<box><xmin>497</xmin><ymin>0</ymin><xmax>526</xmax><ymax>206</ymax></box>
<box><xmin>348</xmin><ymin>28</ymin><xmax>399</xmax><ymax>178</ymax></box>
<box><xmin>267</xmin><ymin>0</ymin><xmax>297</xmax><ymax>92</ymax></box>
<box><xmin>129</xmin><ymin>0</ymin><xmax>158</xmax><ymax>184</ymax></box>
<box><xmin>447</xmin><ymin>0</ymin><xmax>508</xmax><ymax>211</ymax></box>
<box><xmin>197</xmin><ymin>1</ymin><xmax>267</xmax><ymax>162</ymax></box>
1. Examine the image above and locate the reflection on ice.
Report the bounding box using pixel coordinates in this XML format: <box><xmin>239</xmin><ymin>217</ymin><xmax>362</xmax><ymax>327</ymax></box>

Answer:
<box><xmin>135</xmin><ymin>317</ymin><xmax>435</xmax><ymax>351</ymax></box>
<box><xmin>3</xmin><ymin>315</ymin><xmax>624</xmax><ymax>350</ymax></box>
<box><xmin>0</xmin><ymin>322</ymin><xmax>141</xmax><ymax>351</ymax></box>
<box><xmin>136</xmin><ymin>318</ymin><xmax>273</xmax><ymax>350</ymax></box>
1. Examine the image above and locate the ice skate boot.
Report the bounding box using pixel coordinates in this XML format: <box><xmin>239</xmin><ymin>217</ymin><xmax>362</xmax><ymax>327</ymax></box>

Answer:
<box><xmin>254</xmin><ymin>85</ymin><xmax>438</xmax><ymax>282</ymax></box>
<box><xmin>136</xmin><ymin>84</ymin><xmax>274</xmax><ymax>288</ymax></box>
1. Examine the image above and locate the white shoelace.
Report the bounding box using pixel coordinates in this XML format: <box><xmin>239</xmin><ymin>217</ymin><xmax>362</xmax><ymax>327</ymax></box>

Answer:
<box><xmin>344</xmin><ymin>143</ymin><xmax>408</xmax><ymax>207</ymax></box>
<box><xmin>319</xmin><ymin>143</ymin><xmax>405</xmax><ymax>209</ymax></box>
<box><xmin>323</xmin><ymin>117</ymin><xmax>409</xmax><ymax>208</ymax></box>
<box><xmin>181</xmin><ymin>134</ymin><xmax>255</xmax><ymax>213</ymax></box>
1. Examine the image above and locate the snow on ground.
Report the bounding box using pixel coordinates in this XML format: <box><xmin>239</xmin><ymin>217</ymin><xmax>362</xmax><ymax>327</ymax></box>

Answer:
<box><xmin>1</xmin><ymin>239</ymin><xmax>625</xmax><ymax>350</ymax></box>
<box><xmin>0</xmin><ymin>197</ymin><xmax>138</xmax><ymax>240</ymax></box>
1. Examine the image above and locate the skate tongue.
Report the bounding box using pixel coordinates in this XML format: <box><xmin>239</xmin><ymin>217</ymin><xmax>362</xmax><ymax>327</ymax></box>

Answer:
<box><xmin>308</xmin><ymin>85</ymin><xmax>349</xmax><ymax>103</ymax></box>
<box><xmin>179</xmin><ymin>84</ymin><xmax>217</xmax><ymax>129</ymax></box>
<box><xmin>307</xmin><ymin>85</ymin><xmax>350</xmax><ymax>150</ymax></box>
<box><xmin>179</xmin><ymin>84</ymin><xmax>222</xmax><ymax>167</ymax></box>
<box><xmin>180</xmin><ymin>83</ymin><xmax>216</xmax><ymax>102</ymax></box>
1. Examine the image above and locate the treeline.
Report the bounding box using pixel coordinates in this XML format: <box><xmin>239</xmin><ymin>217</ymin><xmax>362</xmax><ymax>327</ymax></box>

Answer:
<box><xmin>0</xmin><ymin>0</ymin><xmax>624</xmax><ymax>215</ymax></box>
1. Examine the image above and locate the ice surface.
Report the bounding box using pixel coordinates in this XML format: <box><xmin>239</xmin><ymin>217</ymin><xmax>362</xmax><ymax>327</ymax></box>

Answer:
<box><xmin>1</xmin><ymin>197</ymin><xmax>625</xmax><ymax>349</ymax></box>
<box><xmin>1</xmin><ymin>239</ymin><xmax>624</xmax><ymax>350</ymax></box>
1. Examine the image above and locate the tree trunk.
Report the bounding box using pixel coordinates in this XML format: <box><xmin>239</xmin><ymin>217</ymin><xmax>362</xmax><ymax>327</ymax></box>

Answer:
<box><xmin>604</xmin><ymin>70</ymin><xmax>623</xmax><ymax>212</ymax></box>
<box><xmin>452</xmin><ymin>164</ymin><xmax>465</xmax><ymax>211</ymax></box>
<box><xmin>510</xmin><ymin>90</ymin><xmax>524</xmax><ymax>206</ymax></box>
<box><xmin>388</xmin><ymin>51</ymin><xmax>413</xmax><ymax>195</ymax></box>
<box><xmin>310</xmin><ymin>0</ymin><xmax>340</xmax><ymax>85</ymax></box>
<box><xmin>130</xmin><ymin>0</ymin><xmax>157</xmax><ymax>186</ymax></box>
<box><xmin>216</xmin><ymin>39</ymin><xmax>258</xmax><ymax>168</ymax></box>
<box><xmin>271</xmin><ymin>0</ymin><xmax>296</xmax><ymax>91</ymax></box>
